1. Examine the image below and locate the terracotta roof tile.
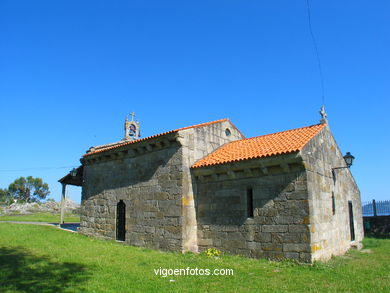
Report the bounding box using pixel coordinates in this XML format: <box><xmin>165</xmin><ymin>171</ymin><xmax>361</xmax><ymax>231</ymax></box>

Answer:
<box><xmin>84</xmin><ymin>118</ymin><xmax>234</xmax><ymax>157</ymax></box>
<box><xmin>192</xmin><ymin>124</ymin><xmax>325</xmax><ymax>168</ymax></box>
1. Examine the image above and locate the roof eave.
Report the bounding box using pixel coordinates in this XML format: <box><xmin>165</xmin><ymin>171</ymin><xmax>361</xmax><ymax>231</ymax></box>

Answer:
<box><xmin>192</xmin><ymin>151</ymin><xmax>303</xmax><ymax>174</ymax></box>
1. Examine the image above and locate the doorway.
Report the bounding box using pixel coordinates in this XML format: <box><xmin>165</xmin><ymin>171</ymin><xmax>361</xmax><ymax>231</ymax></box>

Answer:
<box><xmin>348</xmin><ymin>201</ymin><xmax>355</xmax><ymax>241</ymax></box>
<box><xmin>116</xmin><ymin>200</ymin><xmax>126</xmax><ymax>241</ymax></box>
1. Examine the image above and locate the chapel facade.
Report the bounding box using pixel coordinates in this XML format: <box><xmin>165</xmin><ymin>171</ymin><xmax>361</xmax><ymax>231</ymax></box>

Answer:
<box><xmin>60</xmin><ymin>110</ymin><xmax>363</xmax><ymax>263</ymax></box>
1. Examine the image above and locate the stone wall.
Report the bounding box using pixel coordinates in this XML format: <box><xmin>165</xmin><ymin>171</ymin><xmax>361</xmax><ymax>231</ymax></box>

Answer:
<box><xmin>178</xmin><ymin>120</ymin><xmax>244</xmax><ymax>253</ymax></box>
<box><xmin>193</xmin><ymin>157</ymin><xmax>313</xmax><ymax>263</ymax></box>
<box><xmin>80</xmin><ymin>134</ymin><xmax>184</xmax><ymax>252</ymax></box>
<box><xmin>301</xmin><ymin>125</ymin><xmax>363</xmax><ymax>261</ymax></box>
<box><xmin>79</xmin><ymin>120</ymin><xmax>244</xmax><ymax>253</ymax></box>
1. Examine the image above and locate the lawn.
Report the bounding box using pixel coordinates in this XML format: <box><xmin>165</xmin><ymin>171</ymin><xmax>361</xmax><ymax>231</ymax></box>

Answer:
<box><xmin>0</xmin><ymin>223</ymin><xmax>389</xmax><ymax>293</ymax></box>
<box><xmin>0</xmin><ymin>212</ymin><xmax>80</xmax><ymax>223</ymax></box>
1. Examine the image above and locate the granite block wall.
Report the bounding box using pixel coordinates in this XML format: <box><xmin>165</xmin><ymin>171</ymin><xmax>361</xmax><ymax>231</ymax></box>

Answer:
<box><xmin>301</xmin><ymin>125</ymin><xmax>363</xmax><ymax>261</ymax></box>
<box><xmin>194</xmin><ymin>160</ymin><xmax>313</xmax><ymax>263</ymax></box>
<box><xmin>178</xmin><ymin>120</ymin><xmax>244</xmax><ymax>252</ymax></box>
<box><xmin>79</xmin><ymin>120</ymin><xmax>244</xmax><ymax>253</ymax></box>
<box><xmin>80</xmin><ymin>137</ymin><xmax>184</xmax><ymax>252</ymax></box>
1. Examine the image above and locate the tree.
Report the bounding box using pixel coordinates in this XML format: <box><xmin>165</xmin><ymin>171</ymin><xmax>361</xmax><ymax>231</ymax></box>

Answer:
<box><xmin>0</xmin><ymin>188</ymin><xmax>11</xmax><ymax>203</ymax></box>
<box><xmin>8</xmin><ymin>176</ymin><xmax>50</xmax><ymax>203</ymax></box>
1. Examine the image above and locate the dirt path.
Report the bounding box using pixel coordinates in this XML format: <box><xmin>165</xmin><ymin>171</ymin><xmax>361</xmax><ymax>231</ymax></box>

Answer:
<box><xmin>0</xmin><ymin>221</ymin><xmax>80</xmax><ymax>232</ymax></box>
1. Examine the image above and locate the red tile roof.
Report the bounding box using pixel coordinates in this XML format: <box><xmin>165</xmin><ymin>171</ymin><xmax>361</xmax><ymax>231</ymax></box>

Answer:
<box><xmin>192</xmin><ymin>124</ymin><xmax>325</xmax><ymax>168</ymax></box>
<box><xmin>84</xmin><ymin>118</ymin><xmax>238</xmax><ymax>156</ymax></box>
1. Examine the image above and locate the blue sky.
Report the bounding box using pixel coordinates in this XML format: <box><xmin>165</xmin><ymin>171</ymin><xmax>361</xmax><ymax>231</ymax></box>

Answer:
<box><xmin>0</xmin><ymin>1</ymin><xmax>389</xmax><ymax>203</ymax></box>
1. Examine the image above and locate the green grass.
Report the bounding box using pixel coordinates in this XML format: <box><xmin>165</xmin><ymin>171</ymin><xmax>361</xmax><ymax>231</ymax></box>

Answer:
<box><xmin>0</xmin><ymin>224</ymin><xmax>389</xmax><ymax>293</ymax></box>
<box><xmin>0</xmin><ymin>212</ymin><xmax>79</xmax><ymax>223</ymax></box>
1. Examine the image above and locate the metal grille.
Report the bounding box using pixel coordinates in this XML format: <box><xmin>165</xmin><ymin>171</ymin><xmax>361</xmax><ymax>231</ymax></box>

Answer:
<box><xmin>362</xmin><ymin>200</ymin><xmax>390</xmax><ymax>216</ymax></box>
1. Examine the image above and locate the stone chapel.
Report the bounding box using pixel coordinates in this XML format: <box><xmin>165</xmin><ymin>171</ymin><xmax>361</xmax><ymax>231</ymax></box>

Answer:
<box><xmin>59</xmin><ymin>109</ymin><xmax>363</xmax><ymax>263</ymax></box>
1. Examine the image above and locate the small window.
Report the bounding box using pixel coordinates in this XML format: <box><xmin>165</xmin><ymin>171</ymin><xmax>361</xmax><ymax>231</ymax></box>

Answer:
<box><xmin>247</xmin><ymin>188</ymin><xmax>254</xmax><ymax>218</ymax></box>
<box><xmin>225</xmin><ymin>128</ymin><xmax>231</xmax><ymax>136</ymax></box>
<box><xmin>332</xmin><ymin>192</ymin><xmax>336</xmax><ymax>215</ymax></box>
<box><xmin>348</xmin><ymin>201</ymin><xmax>355</xmax><ymax>241</ymax></box>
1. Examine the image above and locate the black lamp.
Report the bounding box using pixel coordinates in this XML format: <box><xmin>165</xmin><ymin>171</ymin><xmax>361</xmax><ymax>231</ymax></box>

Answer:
<box><xmin>343</xmin><ymin>152</ymin><xmax>355</xmax><ymax>168</ymax></box>
<box><xmin>332</xmin><ymin>152</ymin><xmax>355</xmax><ymax>182</ymax></box>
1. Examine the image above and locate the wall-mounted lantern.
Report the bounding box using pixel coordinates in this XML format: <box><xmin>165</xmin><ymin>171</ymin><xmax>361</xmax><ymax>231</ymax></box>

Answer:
<box><xmin>332</xmin><ymin>152</ymin><xmax>355</xmax><ymax>182</ymax></box>
<box><xmin>343</xmin><ymin>152</ymin><xmax>355</xmax><ymax>168</ymax></box>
